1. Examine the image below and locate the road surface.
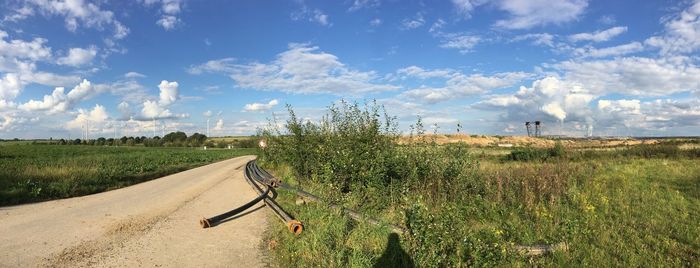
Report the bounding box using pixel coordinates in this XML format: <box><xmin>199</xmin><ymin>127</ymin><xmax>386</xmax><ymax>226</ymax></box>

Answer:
<box><xmin>0</xmin><ymin>155</ymin><xmax>269</xmax><ymax>267</ymax></box>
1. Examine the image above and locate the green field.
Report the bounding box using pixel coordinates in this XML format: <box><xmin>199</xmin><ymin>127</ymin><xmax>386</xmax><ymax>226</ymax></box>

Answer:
<box><xmin>258</xmin><ymin>102</ymin><xmax>700</xmax><ymax>267</ymax></box>
<box><xmin>0</xmin><ymin>144</ymin><xmax>256</xmax><ymax>205</ymax></box>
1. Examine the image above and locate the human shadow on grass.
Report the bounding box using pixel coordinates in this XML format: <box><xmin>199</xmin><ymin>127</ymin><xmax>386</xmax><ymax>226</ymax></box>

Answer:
<box><xmin>373</xmin><ymin>233</ymin><xmax>414</xmax><ymax>268</ymax></box>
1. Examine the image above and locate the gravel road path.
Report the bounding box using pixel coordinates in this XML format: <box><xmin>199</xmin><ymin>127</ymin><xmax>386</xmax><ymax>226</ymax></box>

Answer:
<box><xmin>0</xmin><ymin>155</ymin><xmax>269</xmax><ymax>267</ymax></box>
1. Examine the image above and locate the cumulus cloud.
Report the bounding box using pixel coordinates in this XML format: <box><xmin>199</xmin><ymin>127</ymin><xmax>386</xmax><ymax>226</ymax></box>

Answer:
<box><xmin>18</xmin><ymin>79</ymin><xmax>99</xmax><ymax>113</ymax></box>
<box><xmin>157</xmin><ymin>15</ymin><xmax>179</xmax><ymax>30</ymax></box>
<box><xmin>396</xmin><ymin>66</ymin><xmax>532</xmax><ymax>103</ymax></box>
<box><xmin>645</xmin><ymin>0</ymin><xmax>700</xmax><ymax>55</ymax></box>
<box><xmin>11</xmin><ymin>0</ymin><xmax>129</xmax><ymax>39</ymax></box>
<box><xmin>493</xmin><ymin>0</ymin><xmax>589</xmax><ymax>29</ymax></box>
<box><xmin>0</xmin><ymin>73</ymin><xmax>23</xmax><ymax>100</ymax></box>
<box><xmin>141</xmin><ymin>0</ymin><xmax>184</xmax><ymax>30</ymax></box>
<box><xmin>0</xmin><ymin>30</ymin><xmax>83</xmax><ymax>103</ymax></box>
<box><xmin>188</xmin><ymin>44</ymin><xmax>399</xmax><ymax>95</ymax></box>
<box><xmin>57</xmin><ymin>47</ymin><xmax>97</xmax><ymax>66</ymax></box>
<box><xmin>157</xmin><ymin>80</ymin><xmax>178</xmax><ymax>106</ymax></box>
<box><xmin>140</xmin><ymin>80</ymin><xmax>180</xmax><ymax>119</ymax></box>
<box><xmin>552</xmin><ymin>57</ymin><xmax>700</xmax><ymax>96</ymax></box>
<box><xmin>474</xmin><ymin>76</ymin><xmax>597</xmax><ymax>134</ymax></box>
<box><xmin>66</xmin><ymin>104</ymin><xmax>109</xmax><ymax>130</ymax></box>
<box><xmin>569</xmin><ymin>26</ymin><xmax>628</xmax><ymax>42</ymax></box>
<box><xmin>244</xmin><ymin>99</ymin><xmax>279</xmax><ymax>112</ymax></box>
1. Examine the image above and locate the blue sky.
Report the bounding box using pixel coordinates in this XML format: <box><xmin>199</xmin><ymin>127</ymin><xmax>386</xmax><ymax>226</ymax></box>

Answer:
<box><xmin>1</xmin><ymin>0</ymin><xmax>700</xmax><ymax>139</ymax></box>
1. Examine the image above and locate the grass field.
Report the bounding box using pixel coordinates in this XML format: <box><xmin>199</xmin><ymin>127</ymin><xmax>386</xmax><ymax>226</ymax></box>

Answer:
<box><xmin>258</xmin><ymin>102</ymin><xmax>700</xmax><ymax>267</ymax></box>
<box><xmin>0</xmin><ymin>144</ymin><xmax>256</xmax><ymax>206</ymax></box>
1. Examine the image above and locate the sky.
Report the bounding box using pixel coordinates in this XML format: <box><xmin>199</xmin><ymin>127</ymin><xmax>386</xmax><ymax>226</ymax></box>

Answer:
<box><xmin>1</xmin><ymin>0</ymin><xmax>700</xmax><ymax>139</ymax></box>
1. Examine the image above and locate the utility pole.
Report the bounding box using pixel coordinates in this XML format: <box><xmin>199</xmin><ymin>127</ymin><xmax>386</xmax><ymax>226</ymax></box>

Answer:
<box><xmin>207</xmin><ymin>118</ymin><xmax>210</xmax><ymax>137</ymax></box>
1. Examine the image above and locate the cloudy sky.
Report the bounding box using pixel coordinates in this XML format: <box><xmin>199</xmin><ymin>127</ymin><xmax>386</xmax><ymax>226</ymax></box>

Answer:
<box><xmin>1</xmin><ymin>0</ymin><xmax>700</xmax><ymax>139</ymax></box>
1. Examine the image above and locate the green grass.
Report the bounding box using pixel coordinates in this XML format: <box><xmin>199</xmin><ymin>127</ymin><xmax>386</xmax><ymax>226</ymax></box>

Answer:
<box><xmin>0</xmin><ymin>144</ymin><xmax>257</xmax><ymax>205</ymax></box>
<box><xmin>262</xmin><ymin>154</ymin><xmax>699</xmax><ymax>267</ymax></box>
<box><xmin>257</xmin><ymin>102</ymin><xmax>699</xmax><ymax>267</ymax></box>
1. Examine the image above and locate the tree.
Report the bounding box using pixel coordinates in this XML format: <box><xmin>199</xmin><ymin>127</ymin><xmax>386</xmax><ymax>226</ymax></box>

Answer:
<box><xmin>163</xmin><ymin>131</ymin><xmax>187</xmax><ymax>143</ymax></box>
<box><xmin>187</xmin><ymin>133</ymin><xmax>207</xmax><ymax>146</ymax></box>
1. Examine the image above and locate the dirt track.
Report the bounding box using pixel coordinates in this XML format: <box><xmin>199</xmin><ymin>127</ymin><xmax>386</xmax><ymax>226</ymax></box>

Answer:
<box><xmin>0</xmin><ymin>155</ymin><xmax>269</xmax><ymax>267</ymax></box>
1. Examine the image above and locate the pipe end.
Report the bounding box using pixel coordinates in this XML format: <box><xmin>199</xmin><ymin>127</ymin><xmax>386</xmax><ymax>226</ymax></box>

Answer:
<box><xmin>286</xmin><ymin>220</ymin><xmax>303</xmax><ymax>235</ymax></box>
<box><xmin>200</xmin><ymin>218</ymin><xmax>211</xmax><ymax>228</ymax></box>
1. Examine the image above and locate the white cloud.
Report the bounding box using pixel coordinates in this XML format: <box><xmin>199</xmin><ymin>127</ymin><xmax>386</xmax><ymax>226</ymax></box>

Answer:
<box><xmin>124</xmin><ymin>72</ymin><xmax>146</xmax><ymax>79</ymax></box>
<box><xmin>370</xmin><ymin>18</ymin><xmax>382</xmax><ymax>26</ymax></box>
<box><xmin>395</xmin><ymin>66</ymin><xmax>453</xmax><ymax>80</ymax></box>
<box><xmin>157</xmin><ymin>80</ymin><xmax>178</xmax><ymax>106</ymax></box>
<box><xmin>139</xmin><ymin>80</ymin><xmax>182</xmax><ymax>120</ymax></box>
<box><xmin>569</xmin><ymin>26</ymin><xmax>628</xmax><ymax>42</ymax></box>
<box><xmin>513</xmin><ymin>33</ymin><xmax>555</xmax><ymax>47</ymax></box>
<box><xmin>429</xmin><ymin>19</ymin><xmax>446</xmax><ymax>33</ymax></box>
<box><xmin>439</xmin><ymin>33</ymin><xmax>480</xmax><ymax>53</ymax></box>
<box><xmin>398</xmin><ymin>67</ymin><xmax>532</xmax><ymax>103</ymax></box>
<box><xmin>189</xmin><ymin>44</ymin><xmax>399</xmax><ymax>95</ymax></box>
<box><xmin>401</xmin><ymin>13</ymin><xmax>425</xmax><ymax>30</ymax></box>
<box><xmin>213</xmin><ymin>118</ymin><xmax>224</xmax><ymax>131</ymax></box>
<box><xmin>156</xmin><ymin>15</ymin><xmax>180</xmax><ymax>30</ymax></box>
<box><xmin>0</xmin><ymin>73</ymin><xmax>23</xmax><ymax>100</ymax></box>
<box><xmin>187</xmin><ymin>58</ymin><xmax>236</xmax><ymax>74</ymax></box>
<box><xmin>66</xmin><ymin>104</ymin><xmax>109</xmax><ymax>130</ymax></box>
<box><xmin>203</xmin><ymin>110</ymin><xmax>213</xmax><ymax>117</ymax></box>
<box><xmin>645</xmin><ymin>0</ymin><xmax>700</xmax><ymax>55</ymax></box>
<box><xmin>553</xmin><ymin>56</ymin><xmax>700</xmax><ymax>96</ymax></box>
<box><xmin>291</xmin><ymin>7</ymin><xmax>331</xmax><ymax>26</ymax></box>
<box><xmin>575</xmin><ymin>42</ymin><xmax>644</xmax><ymax>58</ymax></box>
<box><xmin>493</xmin><ymin>0</ymin><xmax>588</xmax><ymax>29</ymax></box>
<box><xmin>244</xmin><ymin>99</ymin><xmax>279</xmax><ymax>112</ymax></box>
<box><xmin>141</xmin><ymin>0</ymin><xmax>184</xmax><ymax>30</ymax></box>
<box><xmin>141</xmin><ymin>100</ymin><xmax>172</xmax><ymax>119</ymax></box>
<box><xmin>57</xmin><ymin>46</ymin><xmax>97</xmax><ymax>66</ymax></box>
<box><xmin>15</xmin><ymin>0</ymin><xmax>129</xmax><ymax>39</ymax></box>
<box><xmin>18</xmin><ymin>79</ymin><xmax>98</xmax><ymax>113</ymax></box>
<box><xmin>474</xmin><ymin>76</ymin><xmax>596</xmax><ymax>126</ymax></box>
<box><xmin>451</xmin><ymin>0</ymin><xmax>482</xmax><ymax>18</ymax></box>
<box><xmin>348</xmin><ymin>0</ymin><xmax>380</xmax><ymax>11</ymax></box>
<box><xmin>0</xmin><ymin>30</ymin><xmax>52</xmax><ymax>62</ymax></box>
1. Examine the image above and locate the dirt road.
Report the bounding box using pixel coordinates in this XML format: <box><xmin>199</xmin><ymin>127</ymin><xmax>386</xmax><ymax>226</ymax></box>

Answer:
<box><xmin>0</xmin><ymin>155</ymin><xmax>270</xmax><ymax>267</ymax></box>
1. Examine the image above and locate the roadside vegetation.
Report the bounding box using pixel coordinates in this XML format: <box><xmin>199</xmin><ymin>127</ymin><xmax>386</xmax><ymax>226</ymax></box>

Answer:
<box><xmin>0</xmin><ymin>144</ymin><xmax>256</xmax><ymax>205</ymax></box>
<box><xmin>259</xmin><ymin>101</ymin><xmax>699</xmax><ymax>267</ymax></box>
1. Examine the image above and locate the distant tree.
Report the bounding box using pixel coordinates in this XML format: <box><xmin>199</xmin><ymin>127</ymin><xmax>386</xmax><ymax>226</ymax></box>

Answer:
<box><xmin>74</xmin><ymin>139</ymin><xmax>81</xmax><ymax>145</ymax></box>
<box><xmin>163</xmin><ymin>131</ymin><xmax>187</xmax><ymax>143</ymax></box>
<box><xmin>120</xmin><ymin>136</ymin><xmax>128</xmax><ymax>144</ymax></box>
<box><xmin>96</xmin><ymin>137</ymin><xmax>106</xmax><ymax>145</ymax></box>
<box><xmin>187</xmin><ymin>133</ymin><xmax>207</xmax><ymax>147</ymax></box>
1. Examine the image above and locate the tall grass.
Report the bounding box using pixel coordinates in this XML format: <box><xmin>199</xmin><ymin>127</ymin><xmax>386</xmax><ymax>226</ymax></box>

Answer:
<box><xmin>259</xmin><ymin>101</ymin><xmax>699</xmax><ymax>267</ymax></box>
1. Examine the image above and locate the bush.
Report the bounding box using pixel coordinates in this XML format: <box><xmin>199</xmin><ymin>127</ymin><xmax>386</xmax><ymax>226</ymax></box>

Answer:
<box><xmin>621</xmin><ymin>144</ymin><xmax>681</xmax><ymax>158</ymax></box>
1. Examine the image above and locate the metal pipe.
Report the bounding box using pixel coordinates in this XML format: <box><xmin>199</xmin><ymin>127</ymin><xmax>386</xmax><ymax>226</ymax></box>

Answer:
<box><xmin>249</xmin><ymin>160</ymin><xmax>405</xmax><ymax>234</ymax></box>
<box><xmin>199</xmin><ymin>184</ymin><xmax>270</xmax><ymax>228</ymax></box>
<box><xmin>245</xmin><ymin>161</ymin><xmax>303</xmax><ymax>235</ymax></box>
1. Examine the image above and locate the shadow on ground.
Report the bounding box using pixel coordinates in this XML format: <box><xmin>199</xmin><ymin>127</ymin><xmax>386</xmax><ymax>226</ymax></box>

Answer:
<box><xmin>373</xmin><ymin>233</ymin><xmax>414</xmax><ymax>268</ymax></box>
